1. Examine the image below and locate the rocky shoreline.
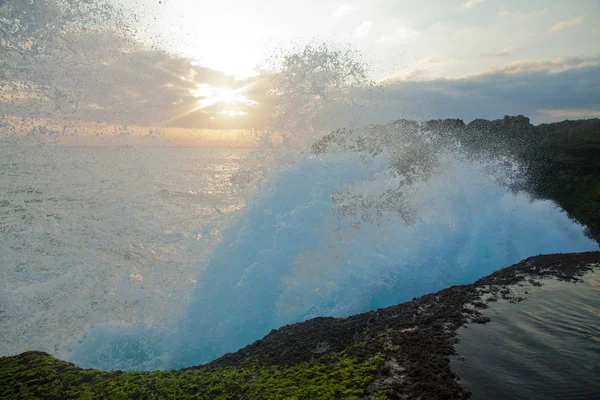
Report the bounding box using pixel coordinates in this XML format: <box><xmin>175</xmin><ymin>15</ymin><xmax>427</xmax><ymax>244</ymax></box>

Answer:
<box><xmin>1</xmin><ymin>116</ymin><xmax>599</xmax><ymax>399</ymax></box>
<box><xmin>1</xmin><ymin>251</ymin><xmax>598</xmax><ymax>399</ymax></box>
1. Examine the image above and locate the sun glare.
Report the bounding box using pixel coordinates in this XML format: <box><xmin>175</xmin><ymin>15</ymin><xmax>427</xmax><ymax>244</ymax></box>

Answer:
<box><xmin>191</xmin><ymin>84</ymin><xmax>257</xmax><ymax>109</ymax></box>
<box><xmin>218</xmin><ymin>110</ymin><xmax>247</xmax><ymax>117</ymax></box>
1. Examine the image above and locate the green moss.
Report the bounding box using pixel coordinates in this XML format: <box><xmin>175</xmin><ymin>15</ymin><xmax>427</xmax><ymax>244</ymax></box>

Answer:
<box><xmin>0</xmin><ymin>351</ymin><xmax>386</xmax><ymax>399</ymax></box>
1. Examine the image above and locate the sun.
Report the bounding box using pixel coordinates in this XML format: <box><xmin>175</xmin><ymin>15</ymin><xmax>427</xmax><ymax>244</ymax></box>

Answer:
<box><xmin>213</xmin><ymin>88</ymin><xmax>237</xmax><ymax>103</ymax></box>
<box><xmin>164</xmin><ymin>83</ymin><xmax>258</xmax><ymax>125</ymax></box>
<box><xmin>190</xmin><ymin>84</ymin><xmax>257</xmax><ymax>109</ymax></box>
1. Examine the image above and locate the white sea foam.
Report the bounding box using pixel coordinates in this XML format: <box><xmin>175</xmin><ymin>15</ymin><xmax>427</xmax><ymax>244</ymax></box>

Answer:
<box><xmin>67</xmin><ymin>148</ymin><xmax>597</xmax><ymax>370</ymax></box>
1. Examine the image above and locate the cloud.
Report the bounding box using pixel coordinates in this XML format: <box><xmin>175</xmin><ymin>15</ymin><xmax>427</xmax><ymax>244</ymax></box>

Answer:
<box><xmin>468</xmin><ymin>55</ymin><xmax>600</xmax><ymax>76</ymax></box>
<box><xmin>2</xmin><ymin>5</ymin><xmax>599</xmax><ymax>138</ymax></box>
<box><xmin>377</xmin><ymin>26</ymin><xmax>420</xmax><ymax>43</ymax></box>
<box><xmin>551</xmin><ymin>16</ymin><xmax>584</xmax><ymax>32</ymax></box>
<box><xmin>482</xmin><ymin>47</ymin><xmax>514</xmax><ymax>59</ymax></box>
<box><xmin>362</xmin><ymin>59</ymin><xmax>600</xmax><ymax>125</ymax></box>
<box><xmin>187</xmin><ymin>57</ymin><xmax>600</xmax><ymax>127</ymax></box>
<box><xmin>385</xmin><ymin>58</ymin><xmax>458</xmax><ymax>81</ymax></box>
<box><xmin>0</xmin><ymin>0</ymin><xmax>269</xmax><ymax>132</ymax></box>
<box><xmin>462</xmin><ymin>0</ymin><xmax>484</xmax><ymax>10</ymax></box>
<box><xmin>498</xmin><ymin>8</ymin><xmax>547</xmax><ymax>20</ymax></box>
<box><xmin>332</xmin><ymin>4</ymin><xmax>358</xmax><ymax>18</ymax></box>
<box><xmin>354</xmin><ymin>20</ymin><xmax>373</xmax><ymax>37</ymax></box>
<box><xmin>0</xmin><ymin>30</ymin><xmax>264</xmax><ymax>130</ymax></box>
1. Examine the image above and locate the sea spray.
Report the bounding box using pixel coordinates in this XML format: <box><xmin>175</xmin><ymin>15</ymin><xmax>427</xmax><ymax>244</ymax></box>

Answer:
<box><xmin>68</xmin><ymin>150</ymin><xmax>598</xmax><ymax>370</ymax></box>
<box><xmin>64</xmin><ymin>45</ymin><xmax>599</xmax><ymax>370</ymax></box>
<box><xmin>168</xmin><ymin>152</ymin><xmax>597</xmax><ymax>368</ymax></box>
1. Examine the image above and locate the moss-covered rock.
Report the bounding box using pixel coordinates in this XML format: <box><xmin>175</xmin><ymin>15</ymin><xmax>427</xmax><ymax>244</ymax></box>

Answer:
<box><xmin>0</xmin><ymin>350</ymin><xmax>385</xmax><ymax>399</ymax></box>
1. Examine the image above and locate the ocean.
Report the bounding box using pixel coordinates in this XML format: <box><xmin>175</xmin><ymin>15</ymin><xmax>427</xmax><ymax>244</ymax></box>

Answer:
<box><xmin>0</xmin><ymin>146</ymin><xmax>248</xmax><ymax>359</ymax></box>
<box><xmin>1</xmin><ymin>143</ymin><xmax>597</xmax><ymax>371</ymax></box>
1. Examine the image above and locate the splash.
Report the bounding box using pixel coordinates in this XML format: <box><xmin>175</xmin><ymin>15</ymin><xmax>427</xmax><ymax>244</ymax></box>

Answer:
<box><xmin>169</xmin><ymin>152</ymin><xmax>596</xmax><ymax>368</ymax></box>
<box><xmin>2</xmin><ymin>14</ymin><xmax>595</xmax><ymax>370</ymax></box>
<box><xmin>68</xmin><ymin>146</ymin><xmax>597</xmax><ymax>370</ymax></box>
<box><xmin>69</xmin><ymin>83</ymin><xmax>599</xmax><ymax>370</ymax></box>
<box><xmin>67</xmin><ymin>44</ymin><xmax>598</xmax><ymax>371</ymax></box>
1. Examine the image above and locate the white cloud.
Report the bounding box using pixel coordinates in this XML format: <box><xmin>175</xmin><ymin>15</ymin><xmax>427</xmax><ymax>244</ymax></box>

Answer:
<box><xmin>395</xmin><ymin>26</ymin><xmax>421</xmax><ymax>40</ymax></box>
<box><xmin>466</xmin><ymin>55</ymin><xmax>600</xmax><ymax>77</ymax></box>
<box><xmin>377</xmin><ymin>25</ymin><xmax>420</xmax><ymax>44</ymax></box>
<box><xmin>354</xmin><ymin>20</ymin><xmax>372</xmax><ymax>37</ymax></box>
<box><xmin>482</xmin><ymin>47</ymin><xmax>514</xmax><ymax>59</ymax></box>
<box><xmin>551</xmin><ymin>16</ymin><xmax>584</xmax><ymax>32</ymax></box>
<box><xmin>498</xmin><ymin>8</ymin><xmax>547</xmax><ymax>20</ymax></box>
<box><xmin>332</xmin><ymin>4</ymin><xmax>358</xmax><ymax>18</ymax></box>
<box><xmin>383</xmin><ymin>58</ymin><xmax>459</xmax><ymax>82</ymax></box>
<box><xmin>462</xmin><ymin>0</ymin><xmax>484</xmax><ymax>9</ymax></box>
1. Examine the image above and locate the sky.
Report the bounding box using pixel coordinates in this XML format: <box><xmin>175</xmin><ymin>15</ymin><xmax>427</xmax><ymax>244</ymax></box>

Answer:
<box><xmin>135</xmin><ymin>0</ymin><xmax>600</xmax><ymax>80</ymax></box>
<box><xmin>1</xmin><ymin>0</ymin><xmax>599</xmax><ymax>146</ymax></box>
